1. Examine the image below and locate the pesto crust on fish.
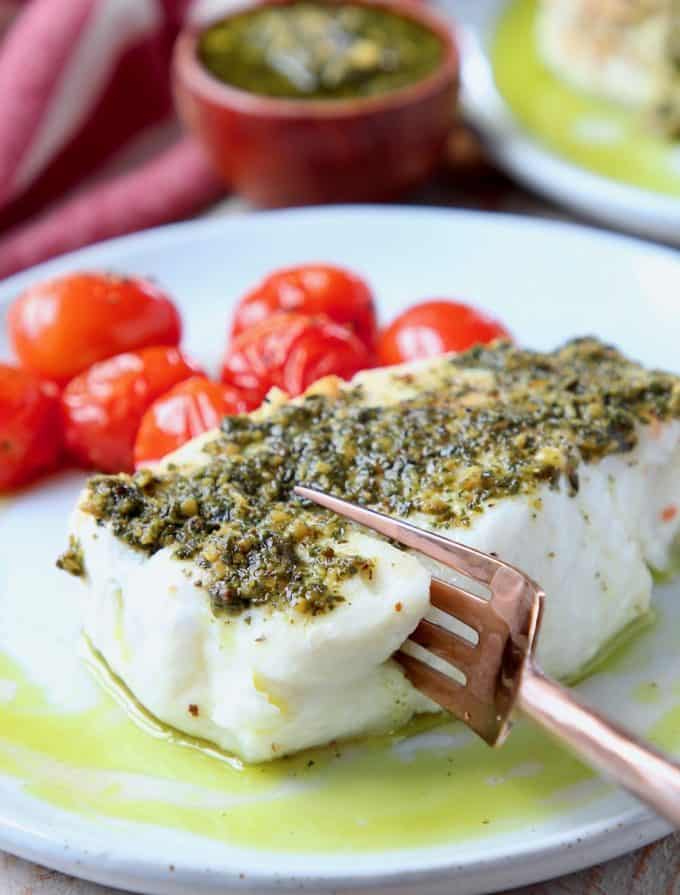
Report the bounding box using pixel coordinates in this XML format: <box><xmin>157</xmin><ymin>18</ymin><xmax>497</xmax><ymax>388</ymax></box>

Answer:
<box><xmin>60</xmin><ymin>339</ymin><xmax>680</xmax><ymax>761</ymax></box>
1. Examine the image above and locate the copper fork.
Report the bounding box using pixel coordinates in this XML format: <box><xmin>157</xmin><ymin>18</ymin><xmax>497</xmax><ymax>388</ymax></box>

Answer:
<box><xmin>295</xmin><ymin>485</ymin><xmax>680</xmax><ymax>828</ymax></box>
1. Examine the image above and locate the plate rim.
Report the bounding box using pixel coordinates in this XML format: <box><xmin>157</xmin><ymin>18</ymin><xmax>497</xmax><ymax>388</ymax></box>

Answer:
<box><xmin>1</xmin><ymin>204</ymin><xmax>678</xmax><ymax>893</ymax></box>
<box><xmin>3</xmin><ymin>202</ymin><xmax>680</xmax><ymax>299</ymax></box>
<box><xmin>0</xmin><ymin>799</ymin><xmax>669</xmax><ymax>894</ymax></box>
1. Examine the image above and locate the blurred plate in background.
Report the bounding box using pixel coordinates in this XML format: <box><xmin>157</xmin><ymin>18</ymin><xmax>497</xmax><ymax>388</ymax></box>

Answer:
<box><xmin>447</xmin><ymin>0</ymin><xmax>680</xmax><ymax>245</ymax></box>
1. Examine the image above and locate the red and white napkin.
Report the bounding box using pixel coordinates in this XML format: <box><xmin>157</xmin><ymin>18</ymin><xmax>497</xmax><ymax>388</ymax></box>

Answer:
<box><xmin>0</xmin><ymin>0</ymin><xmax>229</xmax><ymax>280</ymax></box>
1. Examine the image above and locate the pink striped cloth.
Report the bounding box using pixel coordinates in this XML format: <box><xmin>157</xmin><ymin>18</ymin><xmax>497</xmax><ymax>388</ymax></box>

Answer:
<box><xmin>0</xmin><ymin>0</ymin><xmax>227</xmax><ymax>280</ymax></box>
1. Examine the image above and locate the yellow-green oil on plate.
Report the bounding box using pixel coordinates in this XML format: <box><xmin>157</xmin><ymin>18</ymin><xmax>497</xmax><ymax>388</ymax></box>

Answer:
<box><xmin>1</xmin><ymin>474</ymin><xmax>680</xmax><ymax>858</ymax></box>
<box><xmin>492</xmin><ymin>0</ymin><xmax>680</xmax><ymax>197</ymax></box>
<box><xmin>0</xmin><ymin>646</ymin><xmax>602</xmax><ymax>855</ymax></box>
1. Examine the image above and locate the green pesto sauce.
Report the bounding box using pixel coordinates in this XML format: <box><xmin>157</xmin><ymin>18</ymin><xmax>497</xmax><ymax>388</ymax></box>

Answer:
<box><xmin>68</xmin><ymin>339</ymin><xmax>680</xmax><ymax>617</ymax></box>
<box><xmin>198</xmin><ymin>2</ymin><xmax>443</xmax><ymax>100</ymax></box>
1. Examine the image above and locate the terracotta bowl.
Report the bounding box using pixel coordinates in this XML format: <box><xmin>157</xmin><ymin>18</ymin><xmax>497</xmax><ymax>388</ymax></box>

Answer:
<box><xmin>172</xmin><ymin>0</ymin><xmax>459</xmax><ymax>207</ymax></box>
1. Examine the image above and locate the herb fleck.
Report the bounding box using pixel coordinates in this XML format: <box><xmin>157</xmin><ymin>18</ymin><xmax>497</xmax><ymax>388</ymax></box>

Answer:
<box><xmin>56</xmin><ymin>536</ymin><xmax>85</xmax><ymax>578</ymax></box>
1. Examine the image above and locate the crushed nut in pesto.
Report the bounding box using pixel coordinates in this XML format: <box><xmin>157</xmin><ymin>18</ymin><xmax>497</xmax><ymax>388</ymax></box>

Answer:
<box><xmin>69</xmin><ymin>339</ymin><xmax>680</xmax><ymax>616</ymax></box>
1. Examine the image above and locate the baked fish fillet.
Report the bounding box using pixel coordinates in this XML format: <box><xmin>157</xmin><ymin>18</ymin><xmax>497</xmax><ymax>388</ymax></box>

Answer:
<box><xmin>537</xmin><ymin>0</ymin><xmax>680</xmax><ymax>135</ymax></box>
<box><xmin>60</xmin><ymin>339</ymin><xmax>680</xmax><ymax>762</ymax></box>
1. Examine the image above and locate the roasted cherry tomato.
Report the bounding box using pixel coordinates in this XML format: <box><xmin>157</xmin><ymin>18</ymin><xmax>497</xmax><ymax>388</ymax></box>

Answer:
<box><xmin>9</xmin><ymin>272</ymin><xmax>182</xmax><ymax>384</ymax></box>
<box><xmin>134</xmin><ymin>376</ymin><xmax>252</xmax><ymax>468</ymax></box>
<box><xmin>62</xmin><ymin>346</ymin><xmax>200</xmax><ymax>473</ymax></box>
<box><xmin>231</xmin><ymin>264</ymin><xmax>377</xmax><ymax>351</ymax></box>
<box><xmin>378</xmin><ymin>300</ymin><xmax>511</xmax><ymax>365</ymax></box>
<box><xmin>0</xmin><ymin>364</ymin><xmax>62</xmax><ymax>491</ymax></box>
<box><xmin>221</xmin><ymin>312</ymin><xmax>372</xmax><ymax>407</ymax></box>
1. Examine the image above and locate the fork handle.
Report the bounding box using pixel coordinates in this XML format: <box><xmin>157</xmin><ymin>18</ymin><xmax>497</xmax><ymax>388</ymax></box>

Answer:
<box><xmin>517</xmin><ymin>663</ymin><xmax>680</xmax><ymax>828</ymax></box>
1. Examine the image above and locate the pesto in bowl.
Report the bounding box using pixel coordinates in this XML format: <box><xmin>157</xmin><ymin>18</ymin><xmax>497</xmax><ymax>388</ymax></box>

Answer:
<box><xmin>198</xmin><ymin>2</ymin><xmax>444</xmax><ymax>100</ymax></box>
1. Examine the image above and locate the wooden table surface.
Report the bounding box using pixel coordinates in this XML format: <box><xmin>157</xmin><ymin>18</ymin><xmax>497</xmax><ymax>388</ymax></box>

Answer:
<box><xmin>3</xmin><ymin>130</ymin><xmax>679</xmax><ymax>895</ymax></box>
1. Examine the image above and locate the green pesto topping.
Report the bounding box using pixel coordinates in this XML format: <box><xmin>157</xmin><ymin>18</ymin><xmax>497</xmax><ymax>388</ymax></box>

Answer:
<box><xmin>198</xmin><ymin>2</ymin><xmax>443</xmax><ymax>100</ymax></box>
<box><xmin>56</xmin><ymin>536</ymin><xmax>85</xmax><ymax>578</ymax></box>
<box><xmin>81</xmin><ymin>471</ymin><xmax>374</xmax><ymax>617</ymax></box>
<box><xmin>75</xmin><ymin>339</ymin><xmax>680</xmax><ymax>616</ymax></box>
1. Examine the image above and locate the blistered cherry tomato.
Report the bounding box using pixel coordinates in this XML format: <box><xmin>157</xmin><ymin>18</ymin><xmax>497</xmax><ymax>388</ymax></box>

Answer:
<box><xmin>0</xmin><ymin>364</ymin><xmax>62</xmax><ymax>490</ymax></box>
<box><xmin>62</xmin><ymin>346</ymin><xmax>200</xmax><ymax>473</ymax></box>
<box><xmin>221</xmin><ymin>312</ymin><xmax>372</xmax><ymax>407</ymax></box>
<box><xmin>378</xmin><ymin>300</ymin><xmax>511</xmax><ymax>366</ymax></box>
<box><xmin>134</xmin><ymin>376</ymin><xmax>252</xmax><ymax>468</ymax></box>
<box><xmin>231</xmin><ymin>264</ymin><xmax>377</xmax><ymax>351</ymax></box>
<box><xmin>9</xmin><ymin>272</ymin><xmax>182</xmax><ymax>384</ymax></box>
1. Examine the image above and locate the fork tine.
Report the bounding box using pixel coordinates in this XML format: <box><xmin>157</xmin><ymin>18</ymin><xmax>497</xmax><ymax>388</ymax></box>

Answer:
<box><xmin>409</xmin><ymin>619</ymin><xmax>478</xmax><ymax>675</ymax></box>
<box><xmin>294</xmin><ymin>486</ymin><xmax>498</xmax><ymax>584</ymax></box>
<box><xmin>430</xmin><ymin>576</ymin><xmax>486</xmax><ymax>626</ymax></box>
<box><xmin>431</xmin><ymin>576</ymin><xmax>513</xmax><ymax>647</ymax></box>
<box><xmin>395</xmin><ymin>651</ymin><xmax>502</xmax><ymax>745</ymax></box>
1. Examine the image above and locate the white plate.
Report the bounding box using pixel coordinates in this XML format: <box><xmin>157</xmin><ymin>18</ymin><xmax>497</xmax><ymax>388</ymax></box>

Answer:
<box><xmin>453</xmin><ymin>0</ymin><xmax>680</xmax><ymax>245</ymax></box>
<box><xmin>1</xmin><ymin>207</ymin><xmax>679</xmax><ymax>895</ymax></box>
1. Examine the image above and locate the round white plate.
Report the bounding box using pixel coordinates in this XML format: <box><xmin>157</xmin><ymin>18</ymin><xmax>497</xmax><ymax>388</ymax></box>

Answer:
<box><xmin>452</xmin><ymin>0</ymin><xmax>680</xmax><ymax>246</ymax></box>
<box><xmin>1</xmin><ymin>207</ymin><xmax>679</xmax><ymax>895</ymax></box>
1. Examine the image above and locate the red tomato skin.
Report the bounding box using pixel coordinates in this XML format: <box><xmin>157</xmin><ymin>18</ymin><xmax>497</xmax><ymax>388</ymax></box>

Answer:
<box><xmin>231</xmin><ymin>264</ymin><xmax>377</xmax><ymax>351</ymax></box>
<box><xmin>61</xmin><ymin>346</ymin><xmax>200</xmax><ymax>473</ymax></box>
<box><xmin>134</xmin><ymin>376</ymin><xmax>252</xmax><ymax>468</ymax></box>
<box><xmin>378</xmin><ymin>300</ymin><xmax>511</xmax><ymax>366</ymax></box>
<box><xmin>0</xmin><ymin>364</ymin><xmax>62</xmax><ymax>491</ymax></box>
<box><xmin>8</xmin><ymin>272</ymin><xmax>182</xmax><ymax>384</ymax></box>
<box><xmin>221</xmin><ymin>312</ymin><xmax>372</xmax><ymax>407</ymax></box>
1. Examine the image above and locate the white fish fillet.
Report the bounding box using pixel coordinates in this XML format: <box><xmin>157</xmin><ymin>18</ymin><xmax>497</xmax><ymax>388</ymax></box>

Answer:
<box><xmin>537</xmin><ymin>0</ymin><xmax>668</xmax><ymax>108</ymax></box>
<box><xmin>67</xmin><ymin>341</ymin><xmax>680</xmax><ymax>762</ymax></box>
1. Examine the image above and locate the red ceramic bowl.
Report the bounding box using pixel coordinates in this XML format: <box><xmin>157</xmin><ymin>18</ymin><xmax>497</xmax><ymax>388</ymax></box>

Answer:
<box><xmin>173</xmin><ymin>0</ymin><xmax>459</xmax><ymax>207</ymax></box>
